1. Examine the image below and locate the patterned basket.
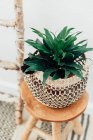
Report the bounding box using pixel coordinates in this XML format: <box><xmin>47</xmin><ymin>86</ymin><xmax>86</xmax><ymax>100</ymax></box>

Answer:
<box><xmin>24</xmin><ymin>65</ymin><xmax>89</xmax><ymax>108</ymax></box>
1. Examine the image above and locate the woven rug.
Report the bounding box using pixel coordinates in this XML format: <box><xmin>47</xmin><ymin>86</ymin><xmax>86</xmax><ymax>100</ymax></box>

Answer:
<box><xmin>0</xmin><ymin>101</ymin><xmax>16</xmax><ymax>140</ymax></box>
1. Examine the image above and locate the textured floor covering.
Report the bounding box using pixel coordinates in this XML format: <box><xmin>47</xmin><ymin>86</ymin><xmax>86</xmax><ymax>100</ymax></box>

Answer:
<box><xmin>0</xmin><ymin>101</ymin><xmax>16</xmax><ymax>140</ymax></box>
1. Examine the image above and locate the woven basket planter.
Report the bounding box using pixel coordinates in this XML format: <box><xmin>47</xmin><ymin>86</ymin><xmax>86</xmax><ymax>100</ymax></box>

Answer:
<box><xmin>24</xmin><ymin>65</ymin><xmax>89</xmax><ymax>108</ymax></box>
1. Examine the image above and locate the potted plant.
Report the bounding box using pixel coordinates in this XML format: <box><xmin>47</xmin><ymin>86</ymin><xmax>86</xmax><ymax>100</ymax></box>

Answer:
<box><xmin>21</xmin><ymin>26</ymin><xmax>92</xmax><ymax>108</ymax></box>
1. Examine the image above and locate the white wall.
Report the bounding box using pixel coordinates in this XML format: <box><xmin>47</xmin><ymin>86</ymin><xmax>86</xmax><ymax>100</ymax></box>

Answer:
<box><xmin>0</xmin><ymin>0</ymin><xmax>93</xmax><ymax>112</ymax></box>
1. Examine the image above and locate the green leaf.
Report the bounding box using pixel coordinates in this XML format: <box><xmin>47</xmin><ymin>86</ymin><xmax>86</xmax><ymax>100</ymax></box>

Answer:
<box><xmin>63</xmin><ymin>36</ymin><xmax>77</xmax><ymax>51</ymax></box>
<box><xmin>43</xmin><ymin>68</ymin><xmax>56</xmax><ymax>84</ymax></box>
<box><xmin>44</xmin><ymin>28</ymin><xmax>54</xmax><ymax>50</ymax></box>
<box><xmin>56</xmin><ymin>39</ymin><xmax>65</xmax><ymax>51</ymax></box>
<box><xmin>57</xmin><ymin>26</ymin><xmax>68</xmax><ymax>39</ymax></box>
<box><xmin>44</xmin><ymin>28</ymin><xmax>54</xmax><ymax>42</ymax></box>
<box><xmin>65</xmin><ymin>62</ymin><xmax>84</xmax><ymax>70</ymax></box>
<box><xmin>76</xmin><ymin>40</ymin><xmax>87</xmax><ymax>46</ymax></box>
<box><xmin>73</xmin><ymin>47</ymin><xmax>93</xmax><ymax>54</ymax></box>
<box><xmin>25</xmin><ymin>64</ymin><xmax>45</xmax><ymax>73</ymax></box>
<box><xmin>44</xmin><ymin>38</ymin><xmax>54</xmax><ymax>51</ymax></box>
<box><xmin>28</xmin><ymin>53</ymin><xmax>47</xmax><ymax>61</ymax></box>
<box><xmin>65</xmin><ymin>36</ymin><xmax>77</xmax><ymax>46</ymax></box>
<box><xmin>66</xmin><ymin>28</ymin><xmax>75</xmax><ymax>35</ymax></box>
<box><xmin>31</xmin><ymin>28</ymin><xmax>45</xmax><ymax>39</ymax></box>
<box><xmin>65</xmin><ymin>43</ymin><xmax>87</xmax><ymax>52</ymax></box>
<box><xmin>52</xmin><ymin>73</ymin><xmax>60</xmax><ymax>80</ymax></box>
<box><xmin>69</xmin><ymin>68</ymin><xmax>83</xmax><ymax>79</ymax></box>
<box><xmin>74</xmin><ymin>31</ymin><xmax>82</xmax><ymax>36</ymax></box>
<box><xmin>43</xmin><ymin>39</ymin><xmax>51</xmax><ymax>51</ymax></box>
<box><xmin>24</xmin><ymin>58</ymin><xmax>47</xmax><ymax>66</ymax></box>
<box><xmin>65</xmin><ymin>34</ymin><xmax>73</xmax><ymax>40</ymax></box>
<box><xmin>65</xmin><ymin>70</ymin><xmax>70</xmax><ymax>78</ymax></box>
<box><xmin>24</xmin><ymin>58</ymin><xmax>49</xmax><ymax>72</ymax></box>
<box><xmin>65</xmin><ymin>45</ymin><xmax>77</xmax><ymax>51</ymax></box>
<box><xmin>25</xmin><ymin>39</ymin><xmax>50</xmax><ymax>54</ymax></box>
<box><xmin>63</xmin><ymin>53</ymin><xmax>74</xmax><ymax>61</ymax></box>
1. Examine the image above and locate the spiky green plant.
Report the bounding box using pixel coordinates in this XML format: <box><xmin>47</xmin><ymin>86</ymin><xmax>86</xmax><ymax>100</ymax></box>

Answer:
<box><xmin>21</xmin><ymin>26</ymin><xmax>93</xmax><ymax>84</ymax></box>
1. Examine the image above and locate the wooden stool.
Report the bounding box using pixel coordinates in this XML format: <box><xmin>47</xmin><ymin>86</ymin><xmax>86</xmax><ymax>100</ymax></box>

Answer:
<box><xmin>21</xmin><ymin>81</ymin><xmax>88</xmax><ymax>140</ymax></box>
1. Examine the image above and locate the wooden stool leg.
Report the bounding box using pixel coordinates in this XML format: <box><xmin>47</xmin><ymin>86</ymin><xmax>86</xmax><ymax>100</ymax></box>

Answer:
<box><xmin>52</xmin><ymin>122</ymin><xmax>62</xmax><ymax>140</ymax></box>
<box><xmin>72</xmin><ymin>117</ymin><xmax>83</xmax><ymax>135</ymax></box>
<box><xmin>61</xmin><ymin>121</ymin><xmax>73</xmax><ymax>140</ymax></box>
<box><xmin>21</xmin><ymin>116</ymin><xmax>38</xmax><ymax>140</ymax></box>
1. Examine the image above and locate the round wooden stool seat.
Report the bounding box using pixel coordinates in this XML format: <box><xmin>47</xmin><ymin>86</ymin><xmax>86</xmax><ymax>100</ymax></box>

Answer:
<box><xmin>21</xmin><ymin>81</ymin><xmax>88</xmax><ymax>122</ymax></box>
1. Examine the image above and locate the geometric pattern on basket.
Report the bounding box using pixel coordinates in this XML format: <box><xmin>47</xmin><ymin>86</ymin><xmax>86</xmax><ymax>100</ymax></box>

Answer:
<box><xmin>24</xmin><ymin>68</ymin><xmax>88</xmax><ymax>108</ymax></box>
